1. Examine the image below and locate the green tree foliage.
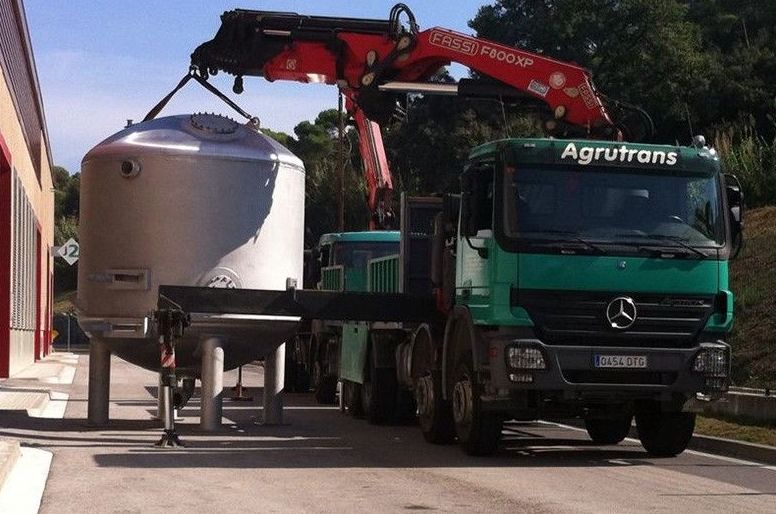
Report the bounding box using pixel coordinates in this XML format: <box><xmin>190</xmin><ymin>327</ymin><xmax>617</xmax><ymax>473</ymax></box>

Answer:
<box><xmin>384</xmin><ymin>96</ymin><xmax>540</xmax><ymax>197</ymax></box>
<box><xmin>470</xmin><ymin>0</ymin><xmax>713</xmax><ymax>143</ymax></box>
<box><xmin>687</xmin><ymin>1</ymin><xmax>776</xmax><ymax>137</ymax></box>
<box><xmin>52</xmin><ymin>167</ymin><xmax>80</xmax><ymax>294</ymax></box>
<box><xmin>272</xmin><ymin>109</ymin><xmax>368</xmax><ymax>246</ymax></box>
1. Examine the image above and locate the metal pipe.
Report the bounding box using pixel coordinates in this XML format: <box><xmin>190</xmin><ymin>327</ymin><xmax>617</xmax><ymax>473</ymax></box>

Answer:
<box><xmin>159</xmin><ymin>378</ymin><xmax>174</xmax><ymax>431</ymax></box>
<box><xmin>157</xmin><ymin>372</ymin><xmax>163</xmax><ymax>419</ymax></box>
<box><xmin>200</xmin><ymin>336</ymin><xmax>224</xmax><ymax>431</ymax></box>
<box><xmin>378</xmin><ymin>81</ymin><xmax>459</xmax><ymax>95</ymax></box>
<box><xmin>87</xmin><ymin>338</ymin><xmax>111</xmax><ymax>425</ymax></box>
<box><xmin>262</xmin><ymin>342</ymin><xmax>285</xmax><ymax>424</ymax></box>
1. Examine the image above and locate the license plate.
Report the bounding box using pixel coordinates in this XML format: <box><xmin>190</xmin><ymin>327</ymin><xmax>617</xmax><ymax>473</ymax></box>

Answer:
<box><xmin>594</xmin><ymin>354</ymin><xmax>648</xmax><ymax>369</ymax></box>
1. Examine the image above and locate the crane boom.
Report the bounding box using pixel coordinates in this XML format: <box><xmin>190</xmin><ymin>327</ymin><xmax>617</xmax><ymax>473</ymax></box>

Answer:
<box><xmin>191</xmin><ymin>5</ymin><xmax>628</xmax><ymax>229</ymax></box>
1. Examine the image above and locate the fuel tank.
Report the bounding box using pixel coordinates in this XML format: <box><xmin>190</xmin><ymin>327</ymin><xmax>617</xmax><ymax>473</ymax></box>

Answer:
<box><xmin>77</xmin><ymin>113</ymin><xmax>305</xmax><ymax>376</ymax></box>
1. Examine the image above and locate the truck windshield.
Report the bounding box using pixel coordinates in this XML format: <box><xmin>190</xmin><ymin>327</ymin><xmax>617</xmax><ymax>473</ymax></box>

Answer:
<box><xmin>332</xmin><ymin>242</ymin><xmax>398</xmax><ymax>268</ymax></box>
<box><xmin>502</xmin><ymin>166</ymin><xmax>724</xmax><ymax>247</ymax></box>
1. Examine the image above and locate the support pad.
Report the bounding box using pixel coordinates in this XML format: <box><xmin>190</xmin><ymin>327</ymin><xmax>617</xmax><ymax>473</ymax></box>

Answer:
<box><xmin>155</xmin><ymin>429</ymin><xmax>185</xmax><ymax>448</ymax></box>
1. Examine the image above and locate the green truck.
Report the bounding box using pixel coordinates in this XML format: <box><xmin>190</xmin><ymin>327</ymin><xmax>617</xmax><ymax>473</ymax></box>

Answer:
<box><xmin>319</xmin><ymin>136</ymin><xmax>742</xmax><ymax>457</ymax></box>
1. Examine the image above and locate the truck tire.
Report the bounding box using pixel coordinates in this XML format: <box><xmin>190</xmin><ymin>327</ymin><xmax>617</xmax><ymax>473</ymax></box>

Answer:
<box><xmin>452</xmin><ymin>359</ymin><xmax>502</xmax><ymax>456</ymax></box>
<box><xmin>361</xmin><ymin>352</ymin><xmax>397</xmax><ymax>425</ymax></box>
<box><xmin>585</xmin><ymin>415</ymin><xmax>633</xmax><ymax>445</ymax></box>
<box><xmin>635</xmin><ymin>412</ymin><xmax>695</xmax><ymax>457</ymax></box>
<box><xmin>415</xmin><ymin>371</ymin><xmax>455</xmax><ymax>444</ymax></box>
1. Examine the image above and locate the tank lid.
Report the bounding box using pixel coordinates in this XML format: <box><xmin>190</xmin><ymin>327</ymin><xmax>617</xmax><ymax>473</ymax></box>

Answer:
<box><xmin>82</xmin><ymin>114</ymin><xmax>305</xmax><ymax>171</ymax></box>
<box><xmin>189</xmin><ymin>113</ymin><xmax>239</xmax><ymax>135</ymax></box>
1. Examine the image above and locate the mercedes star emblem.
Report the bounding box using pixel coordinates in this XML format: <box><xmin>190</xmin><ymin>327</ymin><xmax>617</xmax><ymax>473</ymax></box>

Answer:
<box><xmin>606</xmin><ymin>296</ymin><xmax>637</xmax><ymax>329</ymax></box>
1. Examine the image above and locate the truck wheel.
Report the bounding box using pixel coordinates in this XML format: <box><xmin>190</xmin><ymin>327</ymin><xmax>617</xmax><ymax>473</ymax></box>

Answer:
<box><xmin>415</xmin><ymin>371</ymin><xmax>455</xmax><ymax>444</ymax></box>
<box><xmin>452</xmin><ymin>360</ymin><xmax>502</xmax><ymax>456</ymax></box>
<box><xmin>635</xmin><ymin>412</ymin><xmax>695</xmax><ymax>457</ymax></box>
<box><xmin>585</xmin><ymin>415</ymin><xmax>633</xmax><ymax>445</ymax></box>
<box><xmin>341</xmin><ymin>380</ymin><xmax>363</xmax><ymax>417</ymax></box>
<box><xmin>361</xmin><ymin>355</ymin><xmax>397</xmax><ymax>425</ymax></box>
<box><xmin>314</xmin><ymin>373</ymin><xmax>337</xmax><ymax>405</ymax></box>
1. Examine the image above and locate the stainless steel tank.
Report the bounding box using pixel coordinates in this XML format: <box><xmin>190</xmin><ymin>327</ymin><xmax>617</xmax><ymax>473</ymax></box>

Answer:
<box><xmin>77</xmin><ymin>113</ymin><xmax>305</xmax><ymax>376</ymax></box>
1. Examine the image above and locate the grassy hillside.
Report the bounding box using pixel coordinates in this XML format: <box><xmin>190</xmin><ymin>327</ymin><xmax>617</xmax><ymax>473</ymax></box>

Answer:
<box><xmin>729</xmin><ymin>206</ymin><xmax>776</xmax><ymax>388</ymax></box>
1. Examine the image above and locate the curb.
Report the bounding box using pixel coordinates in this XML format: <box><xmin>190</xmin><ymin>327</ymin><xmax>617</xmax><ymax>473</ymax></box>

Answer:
<box><xmin>688</xmin><ymin>434</ymin><xmax>776</xmax><ymax>466</ymax></box>
<box><xmin>0</xmin><ymin>440</ymin><xmax>21</xmax><ymax>493</ymax></box>
<box><xmin>624</xmin><ymin>425</ymin><xmax>776</xmax><ymax>466</ymax></box>
<box><xmin>0</xmin><ymin>446</ymin><xmax>53</xmax><ymax>514</ymax></box>
<box><xmin>565</xmin><ymin>419</ymin><xmax>776</xmax><ymax>466</ymax></box>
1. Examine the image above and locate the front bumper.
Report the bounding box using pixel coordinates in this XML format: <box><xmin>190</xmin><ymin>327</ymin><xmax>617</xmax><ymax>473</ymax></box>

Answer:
<box><xmin>486</xmin><ymin>336</ymin><xmax>730</xmax><ymax>402</ymax></box>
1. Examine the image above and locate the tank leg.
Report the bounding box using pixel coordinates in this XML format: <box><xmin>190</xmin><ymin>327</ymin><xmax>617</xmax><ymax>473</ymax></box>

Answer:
<box><xmin>262</xmin><ymin>342</ymin><xmax>285</xmax><ymax>425</ymax></box>
<box><xmin>200</xmin><ymin>336</ymin><xmax>224</xmax><ymax>431</ymax></box>
<box><xmin>87</xmin><ymin>338</ymin><xmax>111</xmax><ymax>425</ymax></box>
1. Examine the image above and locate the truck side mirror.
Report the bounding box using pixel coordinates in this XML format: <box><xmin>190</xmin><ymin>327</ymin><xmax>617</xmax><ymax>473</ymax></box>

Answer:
<box><xmin>460</xmin><ymin>173</ymin><xmax>478</xmax><ymax>238</ymax></box>
<box><xmin>724</xmin><ymin>174</ymin><xmax>744</xmax><ymax>258</ymax></box>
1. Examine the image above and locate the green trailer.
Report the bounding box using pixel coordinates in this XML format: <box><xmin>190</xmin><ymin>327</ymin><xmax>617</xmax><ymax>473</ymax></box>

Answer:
<box><xmin>288</xmin><ymin>231</ymin><xmax>400</xmax><ymax>403</ymax></box>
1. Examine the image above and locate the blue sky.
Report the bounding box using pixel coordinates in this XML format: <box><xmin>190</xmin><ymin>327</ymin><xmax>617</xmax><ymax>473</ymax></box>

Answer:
<box><xmin>24</xmin><ymin>1</ymin><xmax>489</xmax><ymax>172</ymax></box>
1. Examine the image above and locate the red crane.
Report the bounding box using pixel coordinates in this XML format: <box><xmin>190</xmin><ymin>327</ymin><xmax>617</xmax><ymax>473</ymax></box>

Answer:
<box><xmin>191</xmin><ymin>4</ymin><xmax>648</xmax><ymax>229</ymax></box>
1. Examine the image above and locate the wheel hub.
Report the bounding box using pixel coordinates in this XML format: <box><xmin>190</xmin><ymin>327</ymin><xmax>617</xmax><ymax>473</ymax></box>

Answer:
<box><xmin>415</xmin><ymin>375</ymin><xmax>434</xmax><ymax>417</ymax></box>
<box><xmin>452</xmin><ymin>377</ymin><xmax>472</xmax><ymax>425</ymax></box>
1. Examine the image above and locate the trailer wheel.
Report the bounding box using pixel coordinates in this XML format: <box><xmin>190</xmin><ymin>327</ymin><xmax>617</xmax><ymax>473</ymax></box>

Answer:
<box><xmin>584</xmin><ymin>415</ymin><xmax>633</xmax><ymax>445</ymax></box>
<box><xmin>636</xmin><ymin>411</ymin><xmax>695</xmax><ymax>457</ymax></box>
<box><xmin>361</xmin><ymin>350</ymin><xmax>397</xmax><ymax>424</ymax></box>
<box><xmin>415</xmin><ymin>371</ymin><xmax>455</xmax><ymax>444</ymax></box>
<box><xmin>452</xmin><ymin>359</ymin><xmax>502</xmax><ymax>456</ymax></box>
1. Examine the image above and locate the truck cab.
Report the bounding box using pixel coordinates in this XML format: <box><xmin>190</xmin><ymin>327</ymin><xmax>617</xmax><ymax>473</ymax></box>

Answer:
<box><xmin>433</xmin><ymin>137</ymin><xmax>742</xmax><ymax>455</ymax></box>
<box><xmin>317</xmin><ymin>231</ymin><xmax>401</xmax><ymax>292</ymax></box>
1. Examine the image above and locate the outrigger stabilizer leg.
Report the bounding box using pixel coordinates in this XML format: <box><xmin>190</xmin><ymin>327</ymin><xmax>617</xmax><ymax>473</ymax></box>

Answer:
<box><xmin>154</xmin><ymin>308</ymin><xmax>189</xmax><ymax>448</ymax></box>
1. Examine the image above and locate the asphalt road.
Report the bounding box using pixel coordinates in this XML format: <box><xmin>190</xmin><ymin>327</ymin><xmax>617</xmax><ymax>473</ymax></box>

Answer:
<box><xmin>2</xmin><ymin>354</ymin><xmax>774</xmax><ymax>514</ymax></box>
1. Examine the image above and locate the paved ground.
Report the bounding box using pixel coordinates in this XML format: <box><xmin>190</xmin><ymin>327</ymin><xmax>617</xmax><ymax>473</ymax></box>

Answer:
<box><xmin>1</xmin><ymin>350</ymin><xmax>775</xmax><ymax>513</ymax></box>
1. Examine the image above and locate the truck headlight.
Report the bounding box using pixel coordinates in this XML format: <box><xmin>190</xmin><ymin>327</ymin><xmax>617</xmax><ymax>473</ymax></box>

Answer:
<box><xmin>507</xmin><ymin>346</ymin><xmax>547</xmax><ymax>370</ymax></box>
<box><xmin>693</xmin><ymin>344</ymin><xmax>730</xmax><ymax>393</ymax></box>
<box><xmin>693</xmin><ymin>346</ymin><xmax>728</xmax><ymax>376</ymax></box>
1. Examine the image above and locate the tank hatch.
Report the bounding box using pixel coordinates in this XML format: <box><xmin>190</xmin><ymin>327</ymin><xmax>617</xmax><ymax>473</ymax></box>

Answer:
<box><xmin>189</xmin><ymin>113</ymin><xmax>239</xmax><ymax>135</ymax></box>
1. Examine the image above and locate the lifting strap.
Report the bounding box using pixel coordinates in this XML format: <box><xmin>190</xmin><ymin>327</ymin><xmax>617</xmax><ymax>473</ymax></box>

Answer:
<box><xmin>142</xmin><ymin>70</ymin><xmax>259</xmax><ymax>126</ymax></box>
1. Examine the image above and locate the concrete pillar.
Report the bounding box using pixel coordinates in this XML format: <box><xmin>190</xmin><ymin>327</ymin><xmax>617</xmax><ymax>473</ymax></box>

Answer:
<box><xmin>200</xmin><ymin>336</ymin><xmax>224</xmax><ymax>431</ymax></box>
<box><xmin>87</xmin><ymin>338</ymin><xmax>111</xmax><ymax>425</ymax></box>
<box><xmin>262</xmin><ymin>342</ymin><xmax>285</xmax><ymax>425</ymax></box>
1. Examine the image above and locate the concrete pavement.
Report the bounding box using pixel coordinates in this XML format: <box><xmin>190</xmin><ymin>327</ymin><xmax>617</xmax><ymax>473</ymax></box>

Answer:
<box><xmin>0</xmin><ymin>351</ymin><xmax>78</xmax><ymax>513</ymax></box>
<box><xmin>0</xmin><ymin>351</ymin><xmax>774</xmax><ymax>513</ymax></box>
